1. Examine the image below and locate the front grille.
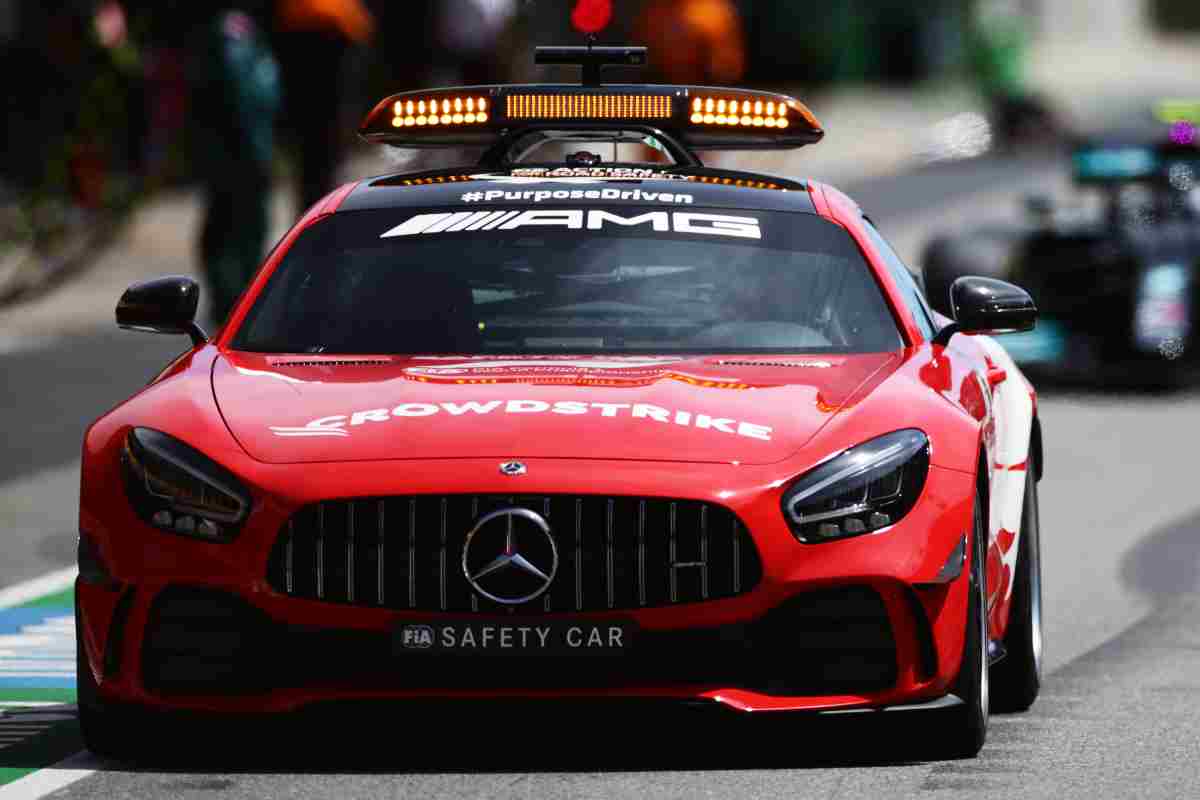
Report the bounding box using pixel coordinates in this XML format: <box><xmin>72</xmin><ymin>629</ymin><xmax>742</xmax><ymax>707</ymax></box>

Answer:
<box><xmin>266</xmin><ymin>495</ymin><xmax>761</xmax><ymax>613</ymax></box>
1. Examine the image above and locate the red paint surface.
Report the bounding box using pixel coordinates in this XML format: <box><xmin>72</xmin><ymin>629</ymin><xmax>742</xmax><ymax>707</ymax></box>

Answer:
<box><xmin>213</xmin><ymin>353</ymin><xmax>896</xmax><ymax>466</ymax></box>
<box><xmin>996</xmin><ymin>527</ymin><xmax>1017</xmax><ymax>554</ymax></box>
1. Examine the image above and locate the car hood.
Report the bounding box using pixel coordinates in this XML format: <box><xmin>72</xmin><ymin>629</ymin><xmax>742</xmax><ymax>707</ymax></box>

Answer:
<box><xmin>213</xmin><ymin>353</ymin><xmax>898</xmax><ymax>465</ymax></box>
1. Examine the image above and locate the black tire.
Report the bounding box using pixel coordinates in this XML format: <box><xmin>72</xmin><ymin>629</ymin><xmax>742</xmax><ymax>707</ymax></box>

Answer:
<box><xmin>76</xmin><ymin>594</ymin><xmax>155</xmax><ymax>762</ymax></box>
<box><xmin>991</xmin><ymin>468</ymin><xmax>1043</xmax><ymax>712</ymax></box>
<box><xmin>928</xmin><ymin>490</ymin><xmax>989</xmax><ymax>759</ymax></box>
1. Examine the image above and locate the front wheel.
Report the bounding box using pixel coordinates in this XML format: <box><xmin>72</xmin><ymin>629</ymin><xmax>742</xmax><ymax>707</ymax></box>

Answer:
<box><xmin>991</xmin><ymin>468</ymin><xmax>1043</xmax><ymax>712</ymax></box>
<box><xmin>927</xmin><ymin>490</ymin><xmax>989</xmax><ymax>759</ymax></box>
<box><xmin>76</xmin><ymin>594</ymin><xmax>161</xmax><ymax>762</ymax></box>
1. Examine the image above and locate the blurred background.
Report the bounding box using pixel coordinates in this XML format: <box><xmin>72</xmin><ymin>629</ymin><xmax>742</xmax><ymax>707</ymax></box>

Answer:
<box><xmin>0</xmin><ymin>0</ymin><xmax>1197</xmax><ymax>297</ymax></box>
<box><xmin>2</xmin><ymin>0</ymin><xmax>1199</xmax><ymax>313</ymax></box>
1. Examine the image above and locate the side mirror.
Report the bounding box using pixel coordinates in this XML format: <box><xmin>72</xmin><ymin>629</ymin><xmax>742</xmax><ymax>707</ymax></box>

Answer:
<box><xmin>116</xmin><ymin>276</ymin><xmax>208</xmax><ymax>346</ymax></box>
<box><xmin>933</xmin><ymin>276</ymin><xmax>1036</xmax><ymax>346</ymax></box>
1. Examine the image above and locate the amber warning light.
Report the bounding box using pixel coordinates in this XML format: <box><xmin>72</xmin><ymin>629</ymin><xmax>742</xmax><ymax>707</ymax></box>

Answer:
<box><xmin>360</xmin><ymin>85</ymin><xmax>822</xmax><ymax>149</ymax></box>
<box><xmin>390</xmin><ymin>95</ymin><xmax>489</xmax><ymax>128</ymax></box>
<box><xmin>358</xmin><ymin>46</ymin><xmax>822</xmax><ymax>152</ymax></box>
<box><xmin>506</xmin><ymin>93</ymin><xmax>672</xmax><ymax>120</ymax></box>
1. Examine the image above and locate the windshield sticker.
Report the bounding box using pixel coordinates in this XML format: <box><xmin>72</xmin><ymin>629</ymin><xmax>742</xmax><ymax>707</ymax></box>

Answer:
<box><xmin>269</xmin><ymin>400</ymin><xmax>773</xmax><ymax>441</ymax></box>
<box><xmin>460</xmin><ymin>188</ymin><xmax>693</xmax><ymax>204</ymax></box>
<box><xmin>381</xmin><ymin>209</ymin><xmax>760</xmax><ymax>239</ymax></box>
<box><xmin>500</xmin><ymin>168</ymin><xmax>691</xmax><ymax>180</ymax></box>
<box><xmin>400</xmin><ymin>360</ymin><xmax>752</xmax><ymax>389</ymax></box>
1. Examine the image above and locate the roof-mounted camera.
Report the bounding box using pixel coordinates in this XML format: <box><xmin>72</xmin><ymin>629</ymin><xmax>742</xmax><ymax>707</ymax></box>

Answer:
<box><xmin>534</xmin><ymin>45</ymin><xmax>647</xmax><ymax>87</ymax></box>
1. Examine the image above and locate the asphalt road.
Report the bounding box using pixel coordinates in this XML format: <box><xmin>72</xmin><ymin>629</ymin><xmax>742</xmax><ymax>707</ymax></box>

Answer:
<box><xmin>2</xmin><ymin>154</ymin><xmax>1199</xmax><ymax>798</ymax></box>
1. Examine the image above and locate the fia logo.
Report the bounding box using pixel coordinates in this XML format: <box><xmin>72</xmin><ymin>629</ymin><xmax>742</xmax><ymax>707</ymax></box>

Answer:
<box><xmin>400</xmin><ymin>624</ymin><xmax>435</xmax><ymax>649</ymax></box>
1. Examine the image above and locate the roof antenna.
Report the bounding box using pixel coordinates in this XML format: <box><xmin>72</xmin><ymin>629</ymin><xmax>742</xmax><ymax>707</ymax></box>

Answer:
<box><xmin>585</xmin><ymin>33</ymin><xmax>597</xmax><ymax>86</ymax></box>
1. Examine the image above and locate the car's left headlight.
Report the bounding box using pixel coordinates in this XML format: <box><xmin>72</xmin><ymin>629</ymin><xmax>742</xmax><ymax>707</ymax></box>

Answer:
<box><xmin>121</xmin><ymin>427</ymin><xmax>250</xmax><ymax>541</ymax></box>
<box><xmin>781</xmin><ymin>429</ymin><xmax>929</xmax><ymax>543</ymax></box>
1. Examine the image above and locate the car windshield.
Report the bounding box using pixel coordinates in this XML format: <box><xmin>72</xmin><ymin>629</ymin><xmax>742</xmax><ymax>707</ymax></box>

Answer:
<box><xmin>232</xmin><ymin>205</ymin><xmax>901</xmax><ymax>355</ymax></box>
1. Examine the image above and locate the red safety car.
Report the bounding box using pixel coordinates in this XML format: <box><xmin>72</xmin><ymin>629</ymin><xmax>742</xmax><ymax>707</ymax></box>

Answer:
<box><xmin>76</xmin><ymin>46</ymin><xmax>1044</xmax><ymax>760</ymax></box>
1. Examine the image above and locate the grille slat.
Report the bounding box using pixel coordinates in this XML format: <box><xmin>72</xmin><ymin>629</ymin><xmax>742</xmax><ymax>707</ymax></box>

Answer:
<box><xmin>285</xmin><ymin>521</ymin><xmax>294</xmax><ymax>595</ymax></box>
<box><xmin>376</xmin><ymin>500</ymin><xmax>385</xmax><ymax>606</ymax></box>
<box><xmin>439</xmin><ymin>497</ymin><xmax>448</xmax><ymax>612</ymax></box>
<box><xmin>574</xmin><ymin>499</ymin><xmax>583</xmax><ymax>612</ymax></box>
<box><xmin>268</xmin><ymin>495</ymin><xmax>761</xmax><ymax>614</ymax></box>
<box><xmin>316</xmin><ymin>504</ymin><xmax>325</xmax><ymax>600</ymax></box>
<box><xmin>407</xmin><ymin>499</ymin><xmax>416</xmax><ymax>609</ymax></box>
<box><xmin>669</xmin><ymin>502</ymin><xmax>678</xmax><ymax>604</ymax></box>
<box><xmin>605</xmin><ymin>499</ymin><xmax>615</xmax><ymax>610</ymax></box>
<box><xmin>542</xmin><ymin>498</ymin><xmax>552</xmax><ymax>613</ymax></box>
<box><xmin>471</xmin><ymin>498</ymin><xmax>480</xmax><ymax>613</ymax></box>
<box><xmin>637</xmin><ymin>500</ymin><xmax>646</xmax><ymax>607</ymax></box>
<box><xmin>346</xmin><ymin>503</ymin><xmax>355</xmax><ymax>603</ymax></box>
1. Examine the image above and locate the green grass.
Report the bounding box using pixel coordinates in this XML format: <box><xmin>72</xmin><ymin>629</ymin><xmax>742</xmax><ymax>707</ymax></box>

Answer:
<box><xmin>20</xmin><ymin>587</ymin><xmax>73</xmax><ymax>609</ymax></box>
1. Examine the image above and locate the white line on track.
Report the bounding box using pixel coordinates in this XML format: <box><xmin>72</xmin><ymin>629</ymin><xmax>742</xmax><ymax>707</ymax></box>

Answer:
<box><xmin>0</xmin><ymin>568</ymin><xmax>77</xmax><ymax>612</ymax></box>
<box><xmin>0</xmin><ymin>751</ymin><xmax>104</xmax><ymax>800</ymax></box>
<box><xmin>0</xmin><ymin>567</ymin><xmax>94</xmax><ymax>800</ymax></box>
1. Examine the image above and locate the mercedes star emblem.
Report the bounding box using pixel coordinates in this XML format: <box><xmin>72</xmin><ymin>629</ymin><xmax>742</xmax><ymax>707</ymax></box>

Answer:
<box><xmin>499</xmin><ymin>460</ymin><xmax>527</xmax><ymax>476</ymax></box>
<box><xmin>462</xmin><ymin>507</ymin><xmax>558</xmax><ymax>605</ymax></box>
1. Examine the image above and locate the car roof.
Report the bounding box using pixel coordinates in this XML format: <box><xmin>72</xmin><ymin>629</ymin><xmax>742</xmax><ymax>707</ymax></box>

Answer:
<box><xmin>338</xmin><ymin>166</ymin><xmax>818</xmax><ymax>215</ymax></box>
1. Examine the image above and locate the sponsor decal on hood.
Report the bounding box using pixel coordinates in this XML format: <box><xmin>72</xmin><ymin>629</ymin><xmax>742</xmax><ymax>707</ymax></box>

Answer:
<box><xmin>269</xmin><ymin>399</ymin><xmax>774</xmax><ymax>441</ymax></box>
<box><xmin>214</xmin><ymin>353</ymin><xmax>901</xmax><ymax>465</ymax></box>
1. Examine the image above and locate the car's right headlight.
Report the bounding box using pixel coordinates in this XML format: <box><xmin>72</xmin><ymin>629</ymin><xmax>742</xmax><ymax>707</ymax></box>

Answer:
<box><xmin>121</xmin><ymin>427</ymin><xmax>250</xmax><ymax>541</ymax></box>
<box><xmin>781</xmin><ymin>429</ymin><xmax>930</xmax><ymax>543</ymax></box>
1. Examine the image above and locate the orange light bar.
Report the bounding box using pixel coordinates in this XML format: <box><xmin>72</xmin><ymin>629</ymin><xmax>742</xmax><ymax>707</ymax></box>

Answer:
<box><xmin>359</xmin><ymin>84</ymin><xmax>823</xmax><ymax>151</ymax></box>
<box><xmin>679</xmin><ymin>175</ymin><xmax>783</xmax><ymax>190</ymax></box>
<box><xmin>389</xmin><ymin>95</ymin><xmax>490</xmax><ymax>128</ymax></box>
<box><xmin>395</xmin><ymin>175</ymin><xmax>475</xmax><ymax>186</ymax></box>
<box><xmin>506</xmin><ymin>93</ymin><xmax>672</xmax><ymax>119</ymax></box>
<box><xmin>688</xmin><ymin>93</ymin><xmax>819</xmax><ymax>131</ymax></box>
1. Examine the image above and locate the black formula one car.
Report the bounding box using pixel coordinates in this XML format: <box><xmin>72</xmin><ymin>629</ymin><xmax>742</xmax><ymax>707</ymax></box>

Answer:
<box><xmin>923</xmin><ymin>107</ymin><xmax>1200</xmax><ymax>386</ymax></box>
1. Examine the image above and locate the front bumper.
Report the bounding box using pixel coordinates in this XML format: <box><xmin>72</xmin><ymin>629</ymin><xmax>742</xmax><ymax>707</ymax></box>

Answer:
<box><xmin>78</xmin><ymin>458</ymin><xmax>975</xmax><ymax>715</ymax></box>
